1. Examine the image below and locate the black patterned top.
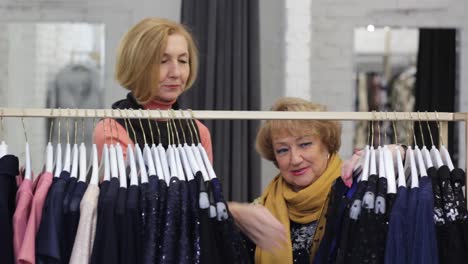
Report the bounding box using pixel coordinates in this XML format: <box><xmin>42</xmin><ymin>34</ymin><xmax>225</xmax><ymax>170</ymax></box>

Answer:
<box><xmin>290</xmin><ymin>221</ymin><xmax>318</xmax><ymax>263</ymax></box>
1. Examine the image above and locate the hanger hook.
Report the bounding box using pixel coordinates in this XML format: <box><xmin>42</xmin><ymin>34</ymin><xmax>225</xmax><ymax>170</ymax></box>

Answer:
<box><xmin>126</xmin><ymin>109</ymin><xmax>138</xmax><ymax>144</ymax></box>
<box><xmin>175</xmin><ymin>110</ymin><xmax>187</xmax><ymax>144</ymax></box>
<box><xmin>66</xmin><ymin>108</ymin><xmax>71</xmax><ymax>144</ymax></box>
<box><xmin>417</xmin><ymin>111</ymin><xmax>425</xmax><ymax>146</ymax></box>
<box><xmin>111</xmin><ymin>109</ymin><xmax>120</xmax><ymax>143</ymax></box>
<box><xmin>188</xmin><ymin>109</ymin><xmax>200</xmax><ymax>144</ymax></box>
<box><xmin>0</xmin><ymin>108</ymin><xmax>5</xmax><ymax>140</ymax></box>
<box><xmin>21</xmin><ymin>109</ymin><xmax>28</xmax><ymax>143</ymax></box>
<box><xmin>425</xmin><ymin>111</ymin><xmax>435</xmax><ymax>146</ymax></box>
<box><xmin>434</xmin><ymin>111</ymin><xmax>445</xmax><ymax>146</ymax></box>
<box><xmin>170</xmin><ymin>110</ymin><xmax>181</xmax><ymax>145</ymax></box>
<box><xmin>370</xmin><ymin>111</ymin><xmax>375</xmax><ymax>147</ymax></box>
<box><xmin>136</xmin><ymin>109</ymin><xmax>147</xmax><ymax>145</ymax></box>
<box><xmin>392</xmin><ymin>111</ymin><xmax>398</xmax><ymax>143</ymax></box>
<box><xmin>182</xmin><ymin>110</ymin><xmax>194</xmax><ymax>145</ymax></box>
<box><xmin>48</xmin><ymin>109</ymin><xmax>54</xmax><ymax>143</ymax></box>
<box><xmin>81</xmin><ymin>110</ymin><xmax>86</xmax><ymax>143</ymax></box>
<box><xmin>410</xmin><ymin>112</ymin><xmax>417</xmax><ymax>147</ymax></box>
<box><xmin>155</xmin><ymin>109</ymin><xmax>163</xmax><ymax>144</ymax></box>
<box><xmin>117</xmin><ymin>108</ymin><xmax>129</xmax><ymax>142</ymax></box>
<box><xmin>144</xmin><ymin>109</ymin><xmax>155</xmax><ymax>145</ymax></box>
<box><xmin>58</xmin><ymin>107</ymin><xmax>62</xmax><ymax>144</ymax></box>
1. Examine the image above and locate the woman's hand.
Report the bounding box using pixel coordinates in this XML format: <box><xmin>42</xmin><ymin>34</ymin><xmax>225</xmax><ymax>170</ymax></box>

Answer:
<box><xmin>228</xmin><ymin>202</ymin><xmax>288</xmax><ymax>252</ymax></box>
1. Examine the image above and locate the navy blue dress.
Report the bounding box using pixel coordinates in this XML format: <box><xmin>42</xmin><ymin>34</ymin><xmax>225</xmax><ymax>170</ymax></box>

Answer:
<box><xmin>384</xmin><ymin>186</ymin><xmax>408</xmax><ymax>264</ymax></box>
<box><xmin>90</xmin><ymin>177</ymin><xmax>120</xmax><ymax>264</ymax></box>
<box><xmin>160</xmin><ymin>177</ymin><xmax>181</xmax><ymax>264</ymax></box>
<box><xmin>188</xmin><ymin>178</ymin><xmax>201</xmax><ymax>264</ymax></box>
<box><xmin>406</xmin><ymin>185</ymin><xmax>419</xmax><ymax>263</ymax></box>
<box><xmin>63</xmin><ymin>180</ymin><xmax>88</xmax><ymax>263</ymax></box>
<box><xmin>36</xmin><ymin>171</ymin><xmax>71</xmax><ymax>264</ymax></box>
<box><xmin>410</xmin><ymin>176</ymin><xmax>438</xmax><ymax>264</ymax></box>
<box><xmin>0</xmin><ymin>155</ymin><xmax>19</xmax><ymax>264</ymax></box>
<box><xmin>125</xmin><ymin>184</ymin><xmax>141</xmax><ymax>264</ymax></box>
<box><xmin>142</xmin><ymin>175</ymin><xmax>159</xmax><ymax>264</ymax></box>
<box><xmin>116</xmin><ymin>186</ymin><xmax>128</xmax><ymax>263</ymax></box>
<box><xmin>178</xmin><ymin>178</ymin><xmax>192</xmax><ymax>264</ymax></box>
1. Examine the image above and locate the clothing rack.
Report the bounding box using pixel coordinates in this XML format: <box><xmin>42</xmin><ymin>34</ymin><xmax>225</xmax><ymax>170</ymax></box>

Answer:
<box><xmin>1</xmin><ymin>107</ymin><xmax>468</xmax><ymax>204</ymax></box>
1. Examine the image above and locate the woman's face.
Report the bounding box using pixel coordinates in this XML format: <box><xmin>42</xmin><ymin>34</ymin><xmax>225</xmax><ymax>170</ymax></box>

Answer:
<box><xmin>155</xmin><ymin>33</ymin><xmax>190</xmax><ymax>102</ymax></box>
<box><xmin>272</xmin><ymin>132</ymin><xmax>330</xmax><ymax>192</ymax></box>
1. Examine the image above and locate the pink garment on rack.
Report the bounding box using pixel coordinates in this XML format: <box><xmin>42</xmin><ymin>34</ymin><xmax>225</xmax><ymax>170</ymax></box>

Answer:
<box><xmin>13</xmin><ymin>177</ymin><xmax>34</xmax><ymax>262</ymax></box>
<box><xmin>17</xmin><ymin>171</ymin><xmax>53</xmax><ymax>264</ymax></box>
<box><xmin>93</xmin><ymin>99</ymin><xmax>213</xmax><ymax>163</ymax></box>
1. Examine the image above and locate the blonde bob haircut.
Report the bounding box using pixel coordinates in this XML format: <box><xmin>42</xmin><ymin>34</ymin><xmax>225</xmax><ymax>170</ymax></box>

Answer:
<box><xmin>256</xmin><ymin>97</ymin><xmax>342</xmax><ymax>162</ymax></box>
<box><xmin>115</xmin><ymin>18</ymin><xmax>198</xmax><ymax>104</ymax></box>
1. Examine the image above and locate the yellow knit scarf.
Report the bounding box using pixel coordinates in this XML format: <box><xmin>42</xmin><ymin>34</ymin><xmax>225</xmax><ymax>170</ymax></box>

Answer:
<box><xmin>255</xmin><ymin>154</ymin><xmax>342</xmax><ymax>263</ymax></box>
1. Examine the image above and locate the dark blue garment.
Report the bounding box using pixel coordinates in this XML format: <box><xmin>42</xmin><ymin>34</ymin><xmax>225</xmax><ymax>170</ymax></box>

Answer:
<box><xmin>98</xmin><ymin>179</ymin><xmax>110</xmax><ymax>210</ymax></box>
<box><xmin>0</xmin><ymin>155</ymin><xmax>19</xmax><ymax>264</ymax></box>
<box><xmin>374</xmin><ymin>177</ymin><xmax>389</xmax><ymax>263</ymax></box>
<box><xmin>188</xmin><ymin>179</ymin><xmax>201</xmax><ymax>264</ymax></box>
<box><xmin>410</xmin><ymin>176</ymin><xmax>438</xmax><ymax>264</ymax></box>
<box><xmin>348</xmin><ymin>174</ymin><xmax>380</xmax><ymax>264</ymax></box>
<box><xmin>196</xmin><ymin>173</ymin><xmax>220</xmax><ymax>264</ymax></box>
<box><xmin>314</xmin><ymin>177</ymin><xmax>351</xmax><ymax>264</ymax></box>
<box><xmin>211</xmin><ymin>178</ymin><xmax>250</xmax><ymax>264</ymax></box>
<box><xmin>125</xmin><ymin>185</ymin><xmax>141</xmax><ymax>264</ymax></box>
<box><xmin>160</xmin><ymin>177</ymin><xmax>181</xmax><ymax>264</ymax></box>
<box><xmin>450</xmin><ymin>168</ymin><xmax>468</xmax><ymax>256</ymax></box>
<box><xmin>178</xmin><ymin>179</ymin><xmax>191</xmax><ymax>264</ymax></box>
<box><xmin>36</xmin><ymin>171</ymin><xmax>71</xmax><ymax>264</ymax></box>
<box><xmin>142</xmin><ymin>176</ymin><xmax>159</xmax><ymax>264</ymax></box>
<box><xmin>139</xmin><ymin>181</ymin><xmax>150</xmax><ymax>244</ymax></box>
<box><xmin>438</xmin><ymin>165</ymin><xmax>465</xmax><ymax>264</ymax></box>
<box><xmin>406</xmin><ymin>185</ymin><xmax>419</xmax><ymax>263</ymax></box>
<box><xmin>62</xmin><ymin>177</ymin><xmax>77</xmax><ymax>214</ymax></box>
<box><xmin>63</xmin><ymin>180</ymin><xmax>88</xmax><ymax>263</ymax></box>
<box><xmin>336</xmin><ymin>179</ymin><xmax>367</xmax><ymax>264</ymax></box>
<box><xmin>384</xmin><ymin>186</ymin><xmax>408</xmax><ymax>264</ymax></box>
<box><xmin>90</xmin><ymin>177</ymin><xmax>119</xmax><ymax>264</ymax></box>
<box><xmin>116</xmin><ymin>186</ymin><xmax>128</xmax><ymax>264</ymax></box>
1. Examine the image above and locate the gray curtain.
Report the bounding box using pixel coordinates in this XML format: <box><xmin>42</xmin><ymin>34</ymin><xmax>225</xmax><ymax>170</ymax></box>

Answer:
<box><xmin>180</xmin><ymin>0</ymin><xmax>261</xmax><ymax>202</ymax></box>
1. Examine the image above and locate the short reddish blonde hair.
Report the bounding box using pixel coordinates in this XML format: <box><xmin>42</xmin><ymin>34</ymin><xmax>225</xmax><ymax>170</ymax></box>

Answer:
<box><xmin>115</xmin><ymin>18</ymin><xmax>198</xmax><ymax>104</ymax></box>
<box><xmin>256</xmin><ymin>97</ymin><xmax>342</xmax><ymax>162</ymax></box>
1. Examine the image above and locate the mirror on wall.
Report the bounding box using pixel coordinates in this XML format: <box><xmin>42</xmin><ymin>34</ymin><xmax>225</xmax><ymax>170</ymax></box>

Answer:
<box><xmin>0</xmin><ymin>22</ymin><xmax>105</xmax><ymax>170</ymax></box>
<box><xmin>353</xmin><ymin>26</ymin><xmax>418</xmax><ymax>148</ymax></box>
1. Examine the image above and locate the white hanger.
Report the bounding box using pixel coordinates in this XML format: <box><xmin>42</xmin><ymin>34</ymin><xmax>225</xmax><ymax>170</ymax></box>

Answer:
<box><xmin>62</xmin><ymin>112</ymin><xmax>72</xmax><ymax>173</ymax></box>
<box><xmin>0</xmin><ymin>110</ymin><xmax>8</xmax><ymax>158</ymax></box>
<box><xmin>395</xmin><ymin>147</ymin><xmax>406</xmax><ymax>187</ymax></box>
<box><xmin>419</xmin><ymin>113</ymin><xmax>434</xmax><ymax>169</ymax></box>
<box><xmin>108</xmin><ymin>125</ymin><xmax>119</xmax><ymax>180</ymax></box>
<box><xmin>70</xmin><ymin>143</ymin><xmax>79</xmax><ymax>178</ymax></box>
<box><xmin>78</xmin><ymin>143</ymin><xmax>87</xmax><ymax>182</ymax></box>
<box><xmin>405</xmin><ymin>147</ymin><xmax>419</xmax><ymax>188</ymax></box>
<box><xmin>184</xmin><ymin>143</ymin><xmax>200</xmax><ymax>176</ymax></box>
<box><xmin>139</xmin><ymin>110</ymin><xmax>157</xmax><ymax>177</ymax></box>
<box><xmin>415</xmin><ymin>146</ymin><xmax>428</xmax><ymax>177</ymax></box>
<box><xmin>45</xmin><ymin>142</ymin><xmax>54</xmax><ymax>174</ymax></box>
<box><xmin>19</xmin><ymin>116</ymin><xmax>33</xmax><ymax>181</ymax></box>
<box><xmin>168</xmin><ymin>118</ymin><xmax>186</xmax><ymax>181</ymax></box>
<box><xmin>151</xmin><ymin>144</ymin><xmax>164</xmax><ymax>181</ymax></box>
<box><xmin>102</xmin><ymin>144</ymin><xmax>110</xmax><ymax>182</ymax></box>
<box><xmin>178</xmin><ymin>145</ymin><xmax>194</xmax><ymax>181</ymax></box>
<box><xmin>90</xmin><ymin>144</ymin><xmax>99</xmax><ymax>185</ymax></box>
<box><xmin>135</xmin><ymin>144</ymin><xmax>149</xmax><ymax>184</ymax></box>
<box><xmin>157</xmin><ymin>143</ymin><xmax>171</xmax><ymax>185</ymax></box>
<box><xmin>54</xmin><ymin>142</ymin><xmax>62</xmax><ymax>178</ymax></box>
<box><xmin>440</xmin><ymin>145</ymin><xmax>454</xmax><ymax>171</ymax></box>
<box><xmin>127</xmin><ymin>144</ymin><xmax>138</xmax><ymax>186</ymax></box>
<box><xmin>116</xmin><ymin>143</ymin><xmax>127</xmax><ymax>188</ymax></box>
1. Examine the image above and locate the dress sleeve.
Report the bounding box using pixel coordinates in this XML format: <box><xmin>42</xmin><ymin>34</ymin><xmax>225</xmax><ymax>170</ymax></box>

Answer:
<box><xmin>93</xmin><ymin>118</ymin><xmax>133</xmax><ymax>161</ymax></box>
<box><xmin>195</xmin><ymin>120</ymin><xmax>213</xmax><ymax>163</ymax></box>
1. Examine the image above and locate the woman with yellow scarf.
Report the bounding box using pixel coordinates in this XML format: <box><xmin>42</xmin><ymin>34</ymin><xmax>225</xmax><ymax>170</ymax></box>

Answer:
<box><xmin>229</xmin><ymin>97</ymin><xmax>342</xmax><ymax>264</ymax></box>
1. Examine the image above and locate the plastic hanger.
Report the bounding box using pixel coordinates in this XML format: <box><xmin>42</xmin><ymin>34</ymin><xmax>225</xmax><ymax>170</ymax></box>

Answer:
<box><xmin>175</xmin><ymin>110</ymin><xmax>195</xmax><ymax>182</ymax></box>
<box><xmin>138</xmin><ymin>109</ymin><xmax>156</xmax><ymax>178</ymax></box>
<box><xmin>108</xmin><ymin>117</ymin><xmax>119</xmax><ymax>181</ymax></box>
<box><xmin>128</xmin><ymin>109</ymin><xmax>148</xmax><ymax>184</ymax></box>
<box><xmin>118</xmin><ymin>108</ymin><xmax>137</xmax><ymax>186</ymax></box>
<box><xmin>186</xmin><ymin>110</ymin><xmax>210</xmax><ymax>182</ymax></box>
<box><xmin>404</xmin><ymin>116</ymin><xmax>418</xmax><ymax>188</ymax></box>
<box><xmin>388</xmin><ymin>112</ymin><xmax>404</xmax><ymax>189</ymax></box>
<box><xmin>100</xmin><ymin>115</ymin><xmax>111</xmax><ymax>182</ymax></box>
<box><xmin>114</xmin><ymin>110</ymin><xmax>127</xmax><ymax>188</ymax></box>
<box><xmin>20</xmin><ymin>115</ymin><xmax>32</xmax><ymax>181</ymax></box>
<box><xmin>166</xmin><ymin>119</ymin><xmax>179</xmax><ymax>181</ymax></box>
<box><xmin>421</xmin><ymin>112</ymin><xmax>434</xmax><ymax>169</ymax></box>
<box><xmin>433</xmin><ymin>111</ymin><xmax>455</xmax><ymax>171</ymax></box>
<box><xmin>70</xmin><ymin>116</ymin><xmax>79</xmax><ymax>179</ymax></box>
<box><xmin>414</xmin><ymin>112</ymin><xmax>428</xmax><ymax>178</ymax></box>
<box><xmin>155</xmin><ymin>109</ymin><xmax>171</xmax><ymax>185</ymax></box>
<box><xmin>168</xmin><ymin>114</ymin><xmax>186</xmax><ymax>182</ymax></box>
<box><xmin>78</xmin><ymin>116</ymin><xmax>88</xmax><ymax>183</ymax></box>
<box><xmin>427</xmin><ymin>111</ymin><xmax>444</xmax><ymax>169</ymax></box>
<box><xmin>62</xmin><ymin>110</ymin><xmax>71</xmax><ymax>173</ymax></box>
<box><xmin>89</xmin><ymin>110</ymin><xmax>100</xmax><ymax>185</ymax></box>
<box><xmin>363</xmin><ymin>113</ymin><xmax>379</xmax><ymax>210</ymax></box>
<box><xmin>0</xmin><ymin>109</ymin><xmax>8</xmax><ymax>158</ymax></box>
<box><xmin>54</xmin><ymin>111</ymin><xmax>63</xmax><ymax>178</ymax></box>
<box><xmin>44</xmin><ymin>112</ymin><xmax>54</xmax><ymax>174</ymax></box>
<box><xmin>148</xmin><ymin>112</ymin><xmax>165</xmax><ymax>181</ymax></box>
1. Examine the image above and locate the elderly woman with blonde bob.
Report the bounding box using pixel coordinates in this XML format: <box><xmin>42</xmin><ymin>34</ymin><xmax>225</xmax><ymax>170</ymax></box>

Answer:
<box><xmin>229</xmin><ymin>97</ymin><xmax>342</xmax><ymax>263</ymax></box>
<box><xmin>94</xmin><ymin>17</ymin><xmax>213</xmax><ymax>161</ymax></box>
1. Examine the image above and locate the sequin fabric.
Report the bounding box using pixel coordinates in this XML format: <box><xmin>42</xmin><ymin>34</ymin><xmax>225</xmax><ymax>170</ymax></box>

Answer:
<box><xmin>160</xmin><ymin>177</ymin><xmax>181</xmax><ymax>264</ymax></box>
